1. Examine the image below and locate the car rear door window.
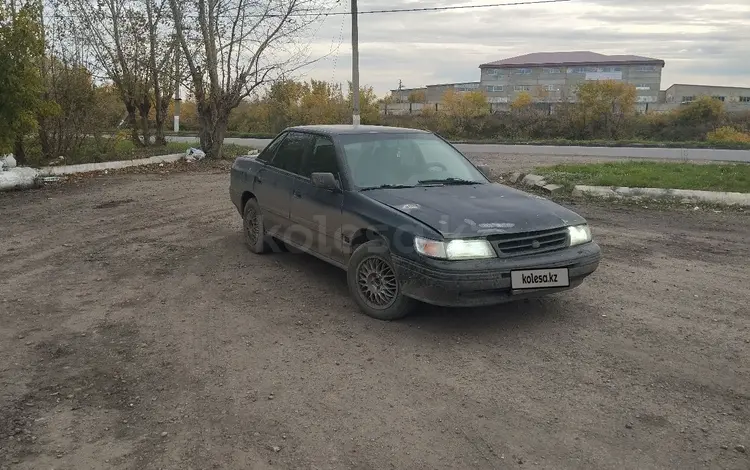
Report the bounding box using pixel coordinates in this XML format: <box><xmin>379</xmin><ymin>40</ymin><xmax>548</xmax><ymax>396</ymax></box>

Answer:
<box><xmin>269</xmin><ymin>131</ymin><xmax>311</xmax><ymax>175</ymax></box>
<box><xmin>300</xmin><ymin>136</ymin><xmax>339</xmax><ymax>178</ymax></box>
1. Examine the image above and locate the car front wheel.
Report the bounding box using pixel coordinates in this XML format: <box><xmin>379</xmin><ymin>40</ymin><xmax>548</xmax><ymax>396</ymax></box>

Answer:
<box><xmin>347</xmin><ymin>240</ymin><xmax>415</xmax><ymax>320</ymax></box>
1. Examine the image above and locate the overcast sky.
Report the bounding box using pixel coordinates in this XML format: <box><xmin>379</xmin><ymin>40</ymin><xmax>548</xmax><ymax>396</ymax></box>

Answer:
<box><xmin>294</xmin><ymin>0</ymin><xmax>750</xmax><ymax>96</ymax></box>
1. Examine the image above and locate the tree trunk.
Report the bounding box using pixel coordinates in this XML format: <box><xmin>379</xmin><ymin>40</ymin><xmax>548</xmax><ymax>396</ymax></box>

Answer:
<box><xmin>138</xmin><ymin>96</ymin><xmax>151</xmax><ymax>146</ymax></box>
<box><xmin>38</xmin><ymin>120</ymin><xmax>52</xmax><ymax>161</ymax></box>
<box><xmin>13</xmin><ymin>136</ymin><xmax>27</xmax><ymax>166</ymax></box>
<box><xmin>140</xmin><ymin>111</ymin><xmax>151</xmax><ymax>147</ymax></box>
<box><xmin>198</xmin><ymin>106</ymin><xmax>229</xmax><ymax>159</ymax></box>
<box><xmin>153</xmin><ymin>97</ymin><xmax>169</xmax><ymax>146</ymax></box>
<box><xmin>125</xmin><ymin>104</ymin><xmax>140</xmax><ymax>145</ymax></box>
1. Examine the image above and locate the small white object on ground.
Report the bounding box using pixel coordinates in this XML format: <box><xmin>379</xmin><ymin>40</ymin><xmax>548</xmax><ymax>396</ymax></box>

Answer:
<box><xmin>185</xmin><ymin>148</ymin><xmax>206</xmax><ymax>161</ymax></box>
<box><xmin>1</xmin><ymin>154</ymin><xmax>17</xmax><ymax>170</ymax></box>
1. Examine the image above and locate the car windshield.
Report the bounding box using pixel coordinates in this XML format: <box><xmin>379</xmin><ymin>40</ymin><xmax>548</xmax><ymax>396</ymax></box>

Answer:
<box><xmin>337</xmin><ymin>132</ymin><xmax>487</xmax><ymax>189</ymax></box>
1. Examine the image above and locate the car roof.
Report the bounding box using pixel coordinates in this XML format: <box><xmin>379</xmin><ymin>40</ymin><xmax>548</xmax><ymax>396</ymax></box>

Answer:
<box><xmin>285</xmin><ymin>124</ymin><xmax>432</xmax><ymax>136</ymax></box>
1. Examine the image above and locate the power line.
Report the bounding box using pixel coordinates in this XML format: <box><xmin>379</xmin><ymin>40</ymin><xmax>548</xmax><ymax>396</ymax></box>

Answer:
<box><xmin>326</xmin><ymin>0</ymin><xmax>572</xmax><ymax>16</ymax></box>
<box><xmin>49</xmin><ymin>0</ymin><xmax>573</xmax><ymax>20</ymax></box>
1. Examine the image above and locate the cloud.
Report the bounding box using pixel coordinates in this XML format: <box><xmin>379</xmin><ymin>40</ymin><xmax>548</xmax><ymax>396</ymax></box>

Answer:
<box><xmin>293</xmin><ymin>0</ymin><xmax>750</xmax><ymax>95</ymax></box>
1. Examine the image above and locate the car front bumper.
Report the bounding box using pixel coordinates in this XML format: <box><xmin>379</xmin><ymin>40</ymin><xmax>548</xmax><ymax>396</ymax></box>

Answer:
<box><xmin>392</xmin><ymin>242</ymin><xmax>601</xmax><ymax>308</ymax></box>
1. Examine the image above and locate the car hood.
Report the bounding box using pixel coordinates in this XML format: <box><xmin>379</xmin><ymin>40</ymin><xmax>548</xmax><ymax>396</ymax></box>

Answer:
<box><xmin>363</xmin><ymin>183</ymin><xmax>586</xmax><ymax>237</ymax></box>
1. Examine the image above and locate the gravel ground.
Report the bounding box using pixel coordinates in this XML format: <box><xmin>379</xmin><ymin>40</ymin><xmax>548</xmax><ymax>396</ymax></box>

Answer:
<box><xmin>1</xmin><ymin>155</ymin><xmax>749</xmax><ymax>470</ymax></box>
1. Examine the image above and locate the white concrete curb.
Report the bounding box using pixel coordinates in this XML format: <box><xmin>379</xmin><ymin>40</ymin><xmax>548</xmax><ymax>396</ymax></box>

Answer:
<box><xmin>37</xmin><ymin>153</ymin><xmax>185</xmax><ymax>176</ymax></box>
<box><xmin>572</xmin><ymin>185</ymin><xmax>750</xmax><ymax>207</ymax></box>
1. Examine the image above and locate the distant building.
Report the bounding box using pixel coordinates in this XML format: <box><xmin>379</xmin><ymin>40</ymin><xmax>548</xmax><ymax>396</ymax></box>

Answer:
<box><xmin>478</xmin><ymin>51</ymin><xmax>665</xmax><ymax>104</ymax></box>
<box><xmin>425</xmin><ymin>82</ymin><xmax>480</xmax><ymax>103</ymax></box>
<box><xmin>665</xmin><ymin>84</ymin><xmax>750</xmax><ymax>106</ymax></box>
<box><xmin>382</xmin><ymin>51</ymin><xmax>750</xmax><ymax>116</ymax></box>
<box><xmin>389</xmin><ymin>87</ymin><xmax>426</xmax><ymax>103</ymax></box>
<box><xmin>391</xmin><ymin>82</ymin><xmax>480</xmax><ymax>104</ymax></box>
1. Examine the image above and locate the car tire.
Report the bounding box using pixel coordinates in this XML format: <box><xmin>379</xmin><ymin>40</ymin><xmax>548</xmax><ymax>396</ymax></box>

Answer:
<box><xmin>242</xmin><ymin>198</ymin><xmax>270</xmax><ymax>254</ymax></box>
<box><xmin>347</xmin><ymin>240</ymin><xmax>416</xmax><ymax>321</ymax></box>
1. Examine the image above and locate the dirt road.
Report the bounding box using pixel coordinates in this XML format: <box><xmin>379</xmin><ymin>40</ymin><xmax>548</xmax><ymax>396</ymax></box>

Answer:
<box><xmin>1</xmin><ymin>162</ymin><xmax>749</xmax><ymax>470</ymax></box>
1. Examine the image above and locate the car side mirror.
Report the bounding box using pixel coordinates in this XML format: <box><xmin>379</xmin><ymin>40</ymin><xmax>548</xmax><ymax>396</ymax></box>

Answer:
<box><xmin>476</xmin><ymin>164</ymin><xmax>492</xmax><ymax>178</ymax></box>
<box><xmin>311</xmin><ymin>172</ymin><xmax>340</xmax><ymax>191</ymax></box>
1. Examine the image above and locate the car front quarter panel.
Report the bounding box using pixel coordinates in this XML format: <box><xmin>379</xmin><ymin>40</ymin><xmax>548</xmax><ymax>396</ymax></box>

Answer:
<box><xmin>339</xmin><ymin>191</ymin><xmax>443</xmax><ymax>260</ymax></box>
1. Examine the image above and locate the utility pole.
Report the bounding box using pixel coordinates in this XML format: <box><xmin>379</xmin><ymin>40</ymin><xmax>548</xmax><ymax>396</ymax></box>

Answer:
<box><xmin>351</xmin><ymin>0</ymin><xmax>360</xmax><ymax>126</ymax></box>
<box><xmin>174</xmin><ymin>45</ymin><xmax>181</xmax><ymax>132</ymax></box>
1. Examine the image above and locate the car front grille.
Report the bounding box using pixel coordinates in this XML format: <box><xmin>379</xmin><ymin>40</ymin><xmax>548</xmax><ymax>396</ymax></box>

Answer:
<box><xmin>487</xmin><ymin>227</ymin><xmax>569</xmax><ymax>257</ymax></box>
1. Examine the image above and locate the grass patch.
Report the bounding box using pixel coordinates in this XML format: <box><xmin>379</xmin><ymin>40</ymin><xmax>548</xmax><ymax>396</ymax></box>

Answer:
<box><xmin>536</xmin><ymin>161</ymin><xmax>750</xmax><ymax>193</ymax></box>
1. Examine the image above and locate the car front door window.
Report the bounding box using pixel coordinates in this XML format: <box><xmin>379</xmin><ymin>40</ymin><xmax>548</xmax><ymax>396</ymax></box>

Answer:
<box><xmin>301</xmin><ymin>136</ymin><xmax>340</xmax><ymax>179</ymax></box>
<box><xmin>269</xmin><ymin>131</ymin><xmax>311</xmax><ymax>174</ymax></box>
<box><xmin>256</xmin><ymin>133</ymin><xmax>286</xmax><ymax>163</ymax></box>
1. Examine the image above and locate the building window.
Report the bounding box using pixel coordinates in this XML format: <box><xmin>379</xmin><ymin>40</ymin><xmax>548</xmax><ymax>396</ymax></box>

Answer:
<box><xmin>712</xmin><ymin>95</ymin><xmax>725</xmax><ymax>102</ymax></box>
<box><xmin>604</xmin><ymin>67</ymin><xmax>622</xmax><ymax>72</ymax></box>
<box><xmin>543</xmin><ymin>85</ymin><xmax>559</xmax><ymax>92</ymax></box>
<box><xmin>484</xmin><ymin>69</ymin><xmax>504</xmax><ymax>79</ymax></box>
<box><xmin>543</xmin><ymin>68</ymin><xmax>561</xmax><ymax>74</ymax></box>
<box><xmin>740</xmin><ymin>96</ymin><xmax>750</xmax><ymax>102</ymax></box>
<box><xmin>637</xmin><ymin>65</ymin><xmax>658</xmax><ymax>72</ymax></box>
<box><xmin>454</xmin><ymin>83</ymin><xmax>479</xmax><ymax>92</ymax></box>
<box><xmin>486</xmin><ymin>85</ymin><xmax>504</xmax><ymax>92</ymax></box>
<box><xmin>570</xmin><ymin>67</ymin><xmax>586</xmax><ymax>74</ymax></box>
<box><xmin>515</xmin><ymin>68</ymin><xmax>532</xmax><ymax>75</ymax></box>
<box><xmin>514</xmin><ymin>85</ymin><xmax>531</xmax><ymax>92</ymax></box>
<box><xmin>681</xmin><ymin>96</ymin><xmax>696</xmax><ymax>103</ymax></box>
<box><xmin>635</xmin><ymin>84</ymin><xmax>651</xmax><ymax>90</ymax></box>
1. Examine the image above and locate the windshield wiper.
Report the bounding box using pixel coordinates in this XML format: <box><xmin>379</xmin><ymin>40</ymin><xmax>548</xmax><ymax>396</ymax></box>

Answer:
<box><xmin>417</xmin><ymin>178</ymin><xmax>483</xmax><ymax>186</ymax></box>
<box><xmin>359</xmin><ymin>184</ymin><xmax>416</xmax><ymax>191</ymax></box>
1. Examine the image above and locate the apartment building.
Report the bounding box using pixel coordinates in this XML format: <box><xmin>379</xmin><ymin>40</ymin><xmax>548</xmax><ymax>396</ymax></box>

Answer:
<box><xmin>478</xmin><ymin>51</ymin><xmax>664</xmax><ymax>103</ymax></box>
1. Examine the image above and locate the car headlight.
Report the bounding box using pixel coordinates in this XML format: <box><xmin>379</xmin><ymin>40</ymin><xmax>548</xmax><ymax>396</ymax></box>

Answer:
<box><xmin>414</xmin><ymin>237</ymin><xmax>496</xmax><ymax>260</ymax></box>
<box><xmin>568</xmin><ymin>224</ymin><xmax>592</xmax><ymax>246</ymax></box>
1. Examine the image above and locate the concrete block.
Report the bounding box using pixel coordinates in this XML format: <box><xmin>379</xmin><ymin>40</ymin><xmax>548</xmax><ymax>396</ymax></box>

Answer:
<box><xmin>542</xmin><ymin>184</ymin><xmax>565</xmax><ymax>195</ymax></box>
<box><xmin>572</xmin><ymin>184</ymin><xmax>750</xmax><ymax>207</ymax></box>
<box><xmin>572</xmin><ymin>185</ymin><xmax>617</xmax><ymax>198</ymax></box>
<box><xmin>509</xmin><ymin>172</ymin><xmax>524</xmax><ymax>184</ymax></box>
<box><xmin>521</xmin><ymin>174</ymin><xmax>546</xmax><ymax>187</ymax></box>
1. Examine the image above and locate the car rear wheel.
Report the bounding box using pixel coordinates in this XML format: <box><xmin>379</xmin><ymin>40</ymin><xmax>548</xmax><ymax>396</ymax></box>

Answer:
<box><xmin>243</xmin><ymin>198</ymin><xmax>270</xmax><ymax>254</ymax></box>
<box><xmin>347</xmin><ymin>240</ymin><xmax>415</xmax><ymax>320</ymax></box>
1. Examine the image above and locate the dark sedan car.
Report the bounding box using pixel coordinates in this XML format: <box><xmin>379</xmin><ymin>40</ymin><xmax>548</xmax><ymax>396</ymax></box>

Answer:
<box><xmin>229</xmin><ymin>125</ymin><xmax>601</xmax><ymax>320</ymax></box>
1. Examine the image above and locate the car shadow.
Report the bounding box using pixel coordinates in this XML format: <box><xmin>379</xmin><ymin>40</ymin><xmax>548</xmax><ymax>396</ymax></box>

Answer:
<box><xmin>403</xmin><ymin>297</ymin><xmax>567</xmax><ymax>334</ymax></box>
<box><xmin>265</xmin><ymin>247</ymin><xmax>570</xmax><ymax>333</ymax></box>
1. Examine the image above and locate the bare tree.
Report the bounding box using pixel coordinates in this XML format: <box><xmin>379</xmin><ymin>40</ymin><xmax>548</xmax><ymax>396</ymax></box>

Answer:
<box><xmin>64</xmin><ymin>0</ymin><xmax>175</xmax><ymax>145</ymax></box>
<box><xmin>144</xmin><ymin>0</ymin><xmax>177</xmax><ymax>145</ymax></box>
<box><xmin>168</xmin><ymin>0</ymin><xmax>329</xmax><ymax>158</ymax></box>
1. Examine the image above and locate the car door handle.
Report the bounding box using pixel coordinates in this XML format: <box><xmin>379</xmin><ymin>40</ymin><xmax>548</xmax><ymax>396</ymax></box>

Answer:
<box><xmin>292</xmin><ymin>190</ymin><xmax>302</xmax><ymax>198</ymax></box>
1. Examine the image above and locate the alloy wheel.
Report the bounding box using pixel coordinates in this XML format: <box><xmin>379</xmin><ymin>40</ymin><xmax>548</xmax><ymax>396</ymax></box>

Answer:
<box><xmin>356</xmin><ymin>256</ymin><xmax>398</xmax><ymax>309</ymax></box>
